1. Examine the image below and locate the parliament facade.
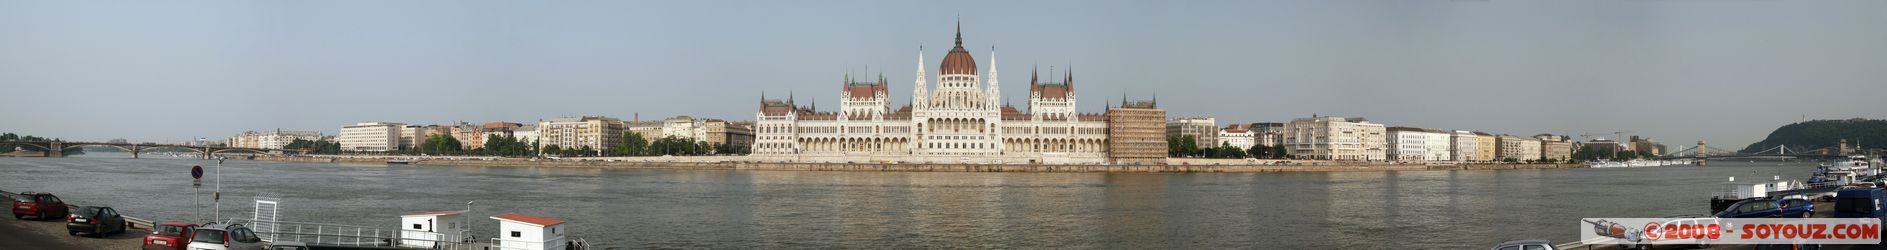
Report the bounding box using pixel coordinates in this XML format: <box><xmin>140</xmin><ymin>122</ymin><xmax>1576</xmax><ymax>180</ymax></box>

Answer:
<box><xmin>751</xmin><ymin>27</ymin><xmax>1163</xmax><ymax>164</ymax></box>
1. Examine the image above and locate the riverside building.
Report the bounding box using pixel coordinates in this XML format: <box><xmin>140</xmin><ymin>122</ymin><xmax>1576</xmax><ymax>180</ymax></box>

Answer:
<box><xmin>1283</xmin><ymin>116</ymin><xmax>1386</xmax><ymax>161</ymax></box>
<box><xmin>1496</xmin><ymin>135</ymin><xmax>1543</xmax><ymax>161</ymax></box>
<box><xmin>751</xmin><ymin>27</ymin><xmax>1115</xmax><ymax>164</ymax></box>
<box><xmin>1167</xmin><ymin>117</ymin><xmax>1218</xmax><ymax>148</ymax></box>
<box><xmin>536</xmin><ymin>116</ymin><xmax>624</xmax><ymax>153</ymax></box>
<box><xmin>339</xmin><ymin>122</ymin><xmax>405</xmax><ymax>152</ymax></box>
<box><xmin>1386</xmin><ymin>127</ymin><xmax>1451</xmax><ymax>162</ymax></box>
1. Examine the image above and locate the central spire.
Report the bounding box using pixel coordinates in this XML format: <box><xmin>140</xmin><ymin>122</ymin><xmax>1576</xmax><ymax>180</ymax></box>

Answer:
<box><xmin>955</xmin><ymin>18</ymin><xmax>962</xmax><ymax>47</ymax></box>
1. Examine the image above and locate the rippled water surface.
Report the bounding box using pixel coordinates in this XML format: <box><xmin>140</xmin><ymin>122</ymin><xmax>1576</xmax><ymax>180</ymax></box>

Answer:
<box><xmin>0</xmin><ymin>153</ymin><xmax>1820</xmax><ymax>248</ymax></box>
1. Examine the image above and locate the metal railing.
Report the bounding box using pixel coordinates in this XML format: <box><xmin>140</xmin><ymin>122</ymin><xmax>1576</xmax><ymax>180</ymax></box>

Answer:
<box><xmin>232</xmin><ymin>218</ymin><xmax>481</xmax><ymax>250</ymax></box>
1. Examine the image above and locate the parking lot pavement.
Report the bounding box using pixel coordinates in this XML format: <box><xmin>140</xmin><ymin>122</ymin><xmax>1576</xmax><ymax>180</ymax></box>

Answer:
<box><xmin>0</xmin><ymin>215</ymin><xmax>147</xmax><ymax>249</ymax></box>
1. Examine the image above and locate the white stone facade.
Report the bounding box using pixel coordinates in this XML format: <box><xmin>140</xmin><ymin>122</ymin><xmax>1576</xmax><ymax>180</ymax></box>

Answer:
<box><xmin>1217</xmin><ymin>128</ymin><xmax>1255</xmax><ymax>149</ymax></box>
<box><xmin>1283</xmin><ymin>116</ymin><xmax>1386</xmax><ymax>161</ymax></box>
<box><xmin>750</xmin><ymin>29</ymin><xmax>1108</xmax><ymax>164</ymax></box>
<box><xmin>1386</xmin><ymin>127</ymin><xmax>1451</xmax><ymax>162</ymax></box>
<box><xmin>339</xmin><ymin>122</ymin><xmax>404</xmax><ymax>152</ymax></box>
<box><xmin>1450</xmin><ymin>130</ymin><xmax>1483</xmax><ymax>162</ymax></box>
<box><xmin>1497</xmin><ymin>135</ymin><xmax>1543</xmax><ymax>161</ymax></box>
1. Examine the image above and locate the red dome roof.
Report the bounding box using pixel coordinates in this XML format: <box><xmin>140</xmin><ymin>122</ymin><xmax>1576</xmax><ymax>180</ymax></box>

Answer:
<box><xmin>939</xmin><ymin>25</ymin><xmax>977</xmax><ymax>75</ymax></box>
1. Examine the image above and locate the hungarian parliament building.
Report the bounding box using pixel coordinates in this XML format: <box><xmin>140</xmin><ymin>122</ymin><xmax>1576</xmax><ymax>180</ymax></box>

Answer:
<box><xmin>752</xmin><ymin>27</ymin><xmax>1119</xmax><ymax>164</ymax></box>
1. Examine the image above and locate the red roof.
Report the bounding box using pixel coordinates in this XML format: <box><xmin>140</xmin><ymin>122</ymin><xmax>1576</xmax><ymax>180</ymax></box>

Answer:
<box><xmin>939</xmin><ymin>28</ymin><xmax>977</xmax><ymax>75</ymax></box>
<box><xmin>481</xmin><ymin>122</ymin><xmax>522</xmax><ymax>129</ymax></box>
<box><xmin>492</xmin><ymin>213</ymin><xmax>564</xmax><ymax>226</ymax></box>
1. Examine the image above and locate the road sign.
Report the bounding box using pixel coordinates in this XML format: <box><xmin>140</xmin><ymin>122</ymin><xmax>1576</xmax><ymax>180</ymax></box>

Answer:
<box><xmin>191</xmin><ymin>165</ymin><xmax>203</xmax><ymax>179</ymax></box>
<box><xmin>193</xmin><ymin>179</ymin><xmax>201</xmax><ymax>187</ymax></box>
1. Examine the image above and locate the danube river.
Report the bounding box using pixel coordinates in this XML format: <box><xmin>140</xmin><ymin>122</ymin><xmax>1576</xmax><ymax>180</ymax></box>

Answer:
<box><xmin>0</xmin><ymin>153</ymin><xmax>1819</xmax><ymax>249</ymax></box>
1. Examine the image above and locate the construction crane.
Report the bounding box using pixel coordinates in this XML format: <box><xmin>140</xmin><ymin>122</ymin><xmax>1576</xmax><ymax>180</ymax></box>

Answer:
<box><xmin>1591</xmin><ymin>130</ymin><xmax>1635</xmax><ymax>143</ymax></box>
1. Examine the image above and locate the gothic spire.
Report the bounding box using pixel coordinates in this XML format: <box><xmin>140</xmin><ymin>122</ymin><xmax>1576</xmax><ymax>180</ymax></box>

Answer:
<box><xmin>954</xmin><ymin>17</ymin><xmax>963</xmax><ymax>47</ymax></box>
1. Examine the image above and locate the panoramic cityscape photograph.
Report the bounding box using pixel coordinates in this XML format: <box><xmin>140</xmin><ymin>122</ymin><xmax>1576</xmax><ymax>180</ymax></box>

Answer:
<box><xmin>3</xmin><ymin>0</ymin><xmax>1886</xmax><ymax>249</ymax></box>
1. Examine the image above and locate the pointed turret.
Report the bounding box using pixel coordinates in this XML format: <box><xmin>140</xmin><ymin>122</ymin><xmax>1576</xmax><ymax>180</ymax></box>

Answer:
<box><xmin>1065</xmin><ymin>66</ymin><xmax>1074</xmax><ymax>92</ymax></box>
<box><xmin>987</xmin><ymin>46</ymin><xmax>1000</xmax><ymax>108</ymax></box>
<box><xmin>913</xmin><ymin>46</ymin><xmax>928</xmax><ymax>109</ymax></box>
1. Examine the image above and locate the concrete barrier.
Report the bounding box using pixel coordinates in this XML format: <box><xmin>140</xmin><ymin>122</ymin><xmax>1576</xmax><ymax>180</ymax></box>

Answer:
<box><xmin>254</xmin><ymin>155</ymin><xmax>1585</xmax><ymax>173</ymax></box>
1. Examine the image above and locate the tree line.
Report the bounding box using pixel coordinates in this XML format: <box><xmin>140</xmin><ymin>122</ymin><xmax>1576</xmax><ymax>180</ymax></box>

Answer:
<box><xmin>1167</xmin><ymin>135</ymin><xmax>1292</xmax><ymax>159</ymax></box>
<box><xmin>286</xmin><ymin>131</ymin><xmax>748</xmax><ymax>157</ymax></box>
<box><xmin>0</xmin><ymin>132</ymin><xmax>84</xmax><ymax>155</ymax></box>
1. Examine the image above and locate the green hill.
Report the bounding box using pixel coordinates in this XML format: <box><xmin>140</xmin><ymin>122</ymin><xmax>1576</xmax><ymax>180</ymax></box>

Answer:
<box><xmin>1741</xmin><ymin>118</ymin><xmax>1887</xmax><ymax>153</ymax></box>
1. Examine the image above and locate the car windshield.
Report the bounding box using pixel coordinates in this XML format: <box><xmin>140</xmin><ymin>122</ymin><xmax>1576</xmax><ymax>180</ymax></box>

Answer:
<box><xmin>74</xmin><ymin>207</ymin><xmax>98</xmax><ymax>216</ymax></box>
<box><xmin>157</xmin><ymin>225</ymin><xmax>188</xmax><ymax>236</ymax></box>
<box><xmin>10</xmin><ymin>195</ymin><xmax>29</xmax><ymax>203</ymax></box>
<box><xmin>1837</xmin><ymin>198</ymin><xmax>1874</xmax><ymax>213</ymax></box>
<box><xmin>191</xmin><ymin>229</ymin><xmax>225</xmax><ymax>244</ymax></box>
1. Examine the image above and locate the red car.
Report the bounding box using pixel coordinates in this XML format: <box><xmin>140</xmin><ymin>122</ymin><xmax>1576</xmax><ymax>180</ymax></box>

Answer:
<box><xmin>143</xmin><ymin>221</ymin><xmax>198</xmax><ymax>250</ymax></box>
<box><xmin>11</xmin><ymin>192</ymin><xmax>70</xmax><ymax>220</ymax></box>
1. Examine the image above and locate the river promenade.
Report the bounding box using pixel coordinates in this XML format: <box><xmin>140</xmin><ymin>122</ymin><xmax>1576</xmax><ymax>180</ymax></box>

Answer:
<box><xmin>251</xmin><ymin>155</ymin><xmax>1584</xmax><ymax>173</ymax></box>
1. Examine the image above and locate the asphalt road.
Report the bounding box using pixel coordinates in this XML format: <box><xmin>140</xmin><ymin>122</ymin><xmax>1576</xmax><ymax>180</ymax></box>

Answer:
<box><xmin>0</xmin><ymin>216</ymin><xmax>79</xmax><ymax>249</ymax></box>
<box><xmin>0</xmin><ymin>215</ymin><xmax>147</xmax><ymax>249</ymax></box>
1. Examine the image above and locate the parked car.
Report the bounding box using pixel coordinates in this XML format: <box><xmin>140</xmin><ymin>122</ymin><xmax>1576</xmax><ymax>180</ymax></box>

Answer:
<box><xmin>187</xmin><ymin>222</ymin><xmax>266</xmax><ymax>250</ymax></box>
<box><xmin>65</xmin><ymin>206</ymin><xmax>128</xmax><ymax>237</ymax></box>
<box><xmin>144</xmin><ymin>222</ymin><xmax>199</xmax><ymax>250</ymax></box>
<box><xmin>1715</xmin><ymin>199</ymin><xmax>1785</xmax><ymax>218</ymax></box>
<box><xmin>267</xmin><ymin>241</ymin><xmax>309</xmax><ymax>250</ymax></box>
<box><xmin>1491</xmin><ymin>239</ymin><xmax>1560</xmax><ymax>250</ymax></box>
<box><xmin>11</xmin><ymin>192</ymin><xmax>70</xmax><ymax>220</ymax></box>
<box><xmin>1833</xmin><ymin>187</ymin><xmax>1887</xmax><ymax>219</ymax></box>
<box><xmin>1779</xmin><ymin>198</ymin><xmax>1816</xmax><ymax>218</ymax></box>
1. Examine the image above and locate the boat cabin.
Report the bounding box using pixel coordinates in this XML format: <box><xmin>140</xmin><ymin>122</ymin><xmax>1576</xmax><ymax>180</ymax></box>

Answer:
<box><xmin>490</xmin><ymin>213</ymin><xmax>566</xmax><ymax>250</ymax></box>
<box><xmin>399</xmin><ymin>210</ymin><xmax>467</xmax><ymax>248</ymax></box>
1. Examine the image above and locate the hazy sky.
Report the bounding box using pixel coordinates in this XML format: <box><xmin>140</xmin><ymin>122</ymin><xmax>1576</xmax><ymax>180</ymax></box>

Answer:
<box><xmin>2</xmin><ymin>0</ymin><xmax>1883</xmax><ymax>149</ymax></box>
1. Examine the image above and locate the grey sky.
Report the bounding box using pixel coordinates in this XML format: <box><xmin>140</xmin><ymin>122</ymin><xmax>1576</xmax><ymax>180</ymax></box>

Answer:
<box><xmin>2</xmin><ymin>0</ymin><xmax>1883</xmax><ymax>149</ymax></box>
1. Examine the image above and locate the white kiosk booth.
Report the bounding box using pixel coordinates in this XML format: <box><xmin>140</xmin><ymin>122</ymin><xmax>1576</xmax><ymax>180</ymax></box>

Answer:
<box><xmin>490</xmin><ymin>213</ymin><xmax>566</xmax><ymax>250</ymax></box>
<box><xmin>399</xmin><ymin>210</ymin><xmax>467</xmax><ymax>248</ymax></box>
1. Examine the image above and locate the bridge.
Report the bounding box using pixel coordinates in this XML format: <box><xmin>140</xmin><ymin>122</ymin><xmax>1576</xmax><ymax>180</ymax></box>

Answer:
<box><xmin>1653</xmin><ymin>141</ymin><xmax>1851</xmax><ymax>161</ymax></box>
<box><xmin>0</xmin><ymin>140</ymin><xmax>302</xmax><ymax>159</ymax></box>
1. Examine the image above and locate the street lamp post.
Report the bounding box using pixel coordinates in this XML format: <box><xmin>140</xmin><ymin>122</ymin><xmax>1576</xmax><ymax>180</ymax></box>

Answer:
<box><xmin>463</xmin><ymin>201</ymin><xmax>475</xmax><ymax>245</ymax></box>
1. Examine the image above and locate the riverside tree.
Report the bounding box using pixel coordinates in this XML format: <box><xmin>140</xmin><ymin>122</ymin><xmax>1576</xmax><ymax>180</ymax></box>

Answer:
<box><xmin>419</xmin><ymin>134</ymin><xmax>463</xmax><ymax>155</ymax></box>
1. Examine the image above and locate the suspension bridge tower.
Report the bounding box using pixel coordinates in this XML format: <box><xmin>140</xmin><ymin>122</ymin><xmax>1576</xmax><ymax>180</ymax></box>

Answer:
<box><xmin>1694</xmin><ymin>140</ymin><xmax>1707</xmax><ymax>166</ymax></box>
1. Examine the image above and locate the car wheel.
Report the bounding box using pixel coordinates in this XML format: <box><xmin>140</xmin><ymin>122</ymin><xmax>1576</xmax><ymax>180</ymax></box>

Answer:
<box><xmin>35</xmin><ymin>212</ymin><xmax>43</xmax><ymax>220</ymax></box>
<box><xmin>67</xmin><ymin>230</ymin><xmax>76</xmax><ymax>236</ymax></box>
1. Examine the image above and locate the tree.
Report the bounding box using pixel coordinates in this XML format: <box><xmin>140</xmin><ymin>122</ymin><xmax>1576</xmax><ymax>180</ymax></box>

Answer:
<box><xmin>544</xmin><ymin>145</ymin><xmax>563</xmax><ymax>156</ymax></box>
<box><xmin>1271</xmin><ymin>146</ymin><xmax>1290</xmax><ymax>159</ymax></box>
<box><xmin>1615</xmin><ymin>150</ymin><xmax>1639</xmax><ymax>160</ymax></box>
<box><xmin>1215</xmin><ymin>145</ymin><xmax>1246</xmax><ymax>159</ymax></box>
<box><xmin>480</xmin><ymin>135</ymin><xmax>533</xmax><ymax>157</ymax></box>
<box><xmin>574</xmin><ymin>145</ymin><xmax>596</xmax><ymax>157</ymax></box>
<box><xmin>1167</xmin><ymin>136</ymin><xmax>1177</xmax><ymax>156</ymax></box>
<box><xmin>284</xmin><ymin>139</ymin><xmax>342</xmax><ymax>154</ymax></box>
<box><xmin>1246</xmin><ymin>145</ymin><xmax>1270</xmax><ymax>159</ymax></box>
<box><xmin>419</xmin><ymin>134</ymin><xmax>463</xmax><ymax>155</ymax></box>
<box><xmin>615</xmin><ymin>132</ymin><xmax>648</xmax><ymax>156</ymax></box>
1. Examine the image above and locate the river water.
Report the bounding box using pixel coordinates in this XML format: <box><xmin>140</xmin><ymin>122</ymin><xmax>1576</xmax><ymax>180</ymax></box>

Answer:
<box><xmin>0</xmin><ymin>153</ymin><xmax>1821</xmax><ymax>249</ymax></box>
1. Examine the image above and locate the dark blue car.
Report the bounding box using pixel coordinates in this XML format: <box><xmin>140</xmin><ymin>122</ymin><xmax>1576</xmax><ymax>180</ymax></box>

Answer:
<box><xmin>1778</xmin><ymin>198</ymin><xmax>1815</xmax><ymax>218</ymax></box>
<box><xmin>1716</xmin><ymin>199</ymin><xmax>1785</xmax><ymax>218</ymax></box>
<box><xmin>1834</xmin><ymin>187</ymin><xmax>1887</xmax><ymax>219</ymax></box>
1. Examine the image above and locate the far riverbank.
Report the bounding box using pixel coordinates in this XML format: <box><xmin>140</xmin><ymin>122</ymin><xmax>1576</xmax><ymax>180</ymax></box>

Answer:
<box><xmin>249</xmin><ymin>155</ymin><xmax>1585</xmax><ymax>173</ymax></box>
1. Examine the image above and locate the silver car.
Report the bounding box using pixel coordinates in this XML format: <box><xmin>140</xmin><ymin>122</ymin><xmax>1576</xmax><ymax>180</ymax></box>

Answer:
<box><xmin>1492</xmin><ymin>239</ymin><xmax>1559</xmax><ymax>250</ymax></box>
<box><xmin>186</xmin><ymin>223</ymin><xmax>266</xmax><ymax>250</ymax></box>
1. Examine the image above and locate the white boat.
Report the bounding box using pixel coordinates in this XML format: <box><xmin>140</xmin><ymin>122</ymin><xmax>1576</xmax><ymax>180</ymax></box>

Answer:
<box><xmin>1588</xmin><ymin>160</ymin><xmax>1628</xmax><ymax>168</ymax></box>
<box><xmin>1811</xmin><ymin>155</ymin><xmax>1877</xmax><ymax>186</ymax></box>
